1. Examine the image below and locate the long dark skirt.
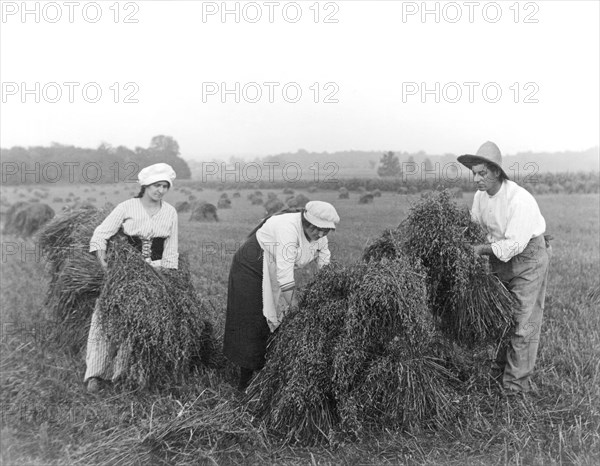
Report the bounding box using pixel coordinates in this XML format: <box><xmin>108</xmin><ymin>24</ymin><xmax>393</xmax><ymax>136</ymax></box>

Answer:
<box><xmin>223</xmin><ymin>233</ymin><xmax>271</xmax><ymax>370</ymax></box>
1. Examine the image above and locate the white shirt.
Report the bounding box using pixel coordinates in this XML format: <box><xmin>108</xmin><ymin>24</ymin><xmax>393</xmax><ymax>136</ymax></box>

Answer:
<box><xmin>89</xmin><ymin>198</ymin><xmax>179</xmax><ymax>269</ymax></box>
<box><xmin>471</xmin><ymin>180</ymin><xmax>546</xmax><ymax>263</ymax></box>
<box><xmin>256</xmin><ymin>212</ymin><xmax>331</xmax><ymax>330</ymax></box>
<box><xmin>256</xmin><ymin>212</ymin><xmax>331</xmax><ymax>291</ymax></box>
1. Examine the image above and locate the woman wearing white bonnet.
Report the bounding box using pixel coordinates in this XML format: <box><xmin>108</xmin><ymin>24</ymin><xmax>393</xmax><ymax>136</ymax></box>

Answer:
<box><xmin>223</xmin><ymin>200</ymin><xmax>340</xmax><ymax>390</ymax></box>
<box><xmin>84</xmin><ymin>163</ymin><xmax>179</xmax><ymax>393</ymax></box>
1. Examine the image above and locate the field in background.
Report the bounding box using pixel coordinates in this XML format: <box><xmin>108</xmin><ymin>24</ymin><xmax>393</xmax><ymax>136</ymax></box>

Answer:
<box><xmin>1</xmin><ymin>182</ymin><xmax>599</xmax><ymax>465</ymax></box>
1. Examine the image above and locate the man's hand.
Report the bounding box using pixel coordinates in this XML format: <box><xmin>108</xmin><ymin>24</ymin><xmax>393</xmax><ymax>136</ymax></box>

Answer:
<box><xmin>473</xmin><ymin>244</ymin><xmax>493</xmax><ymax>256</ymax></box>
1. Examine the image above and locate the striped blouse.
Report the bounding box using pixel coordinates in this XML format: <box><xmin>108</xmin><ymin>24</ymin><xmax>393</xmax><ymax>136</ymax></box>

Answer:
<box><xmin>89</xmin><ymin>198</ymin><xmax>179</xmax><ymax>269</ymax></box>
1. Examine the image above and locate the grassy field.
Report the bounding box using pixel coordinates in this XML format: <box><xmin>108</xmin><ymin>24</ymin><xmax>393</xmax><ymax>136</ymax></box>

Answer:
<box><xmin>1</xmin><ymin>182</ymin><xmax>599</xmax><ymax>465</ymax></box>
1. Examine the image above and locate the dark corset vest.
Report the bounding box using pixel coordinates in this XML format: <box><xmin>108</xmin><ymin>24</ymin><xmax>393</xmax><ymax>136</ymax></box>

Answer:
<box><xmin>125</xmin><ymin>235</ymin><xmax>166</xmax><ymax>261</ymax></box>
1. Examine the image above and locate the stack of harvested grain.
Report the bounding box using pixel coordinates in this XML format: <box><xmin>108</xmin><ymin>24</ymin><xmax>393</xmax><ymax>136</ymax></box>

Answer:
<box><xmin>39</xmin><ymin>206</ymin><xmax>221</xmax><ymax>387</ymax></box>
<box><xmin>175</xmin><ymin>200</ymin><xmax>191</xmax><ymax>213</ymax></box>
<box><xmin>189</xmin><ymin>202</ymin><xmax>218</xmax><ymax>222</ymax></box>
<box><xmin>286</xmin><ymin>193</ymin><xmax>310</xmax><ymax>209</ymax></box>
<box><xmin>247</xmin><ymin>190</ymin><xmax>515</xmax><ymax>444</ymax></box>
<box><xmin>358</xmin><ymin>192</ymin><xmax>374</xmax><ymax>204</ymax></box>
<box><xmin>247</xmin><ymin>257</ymin><xmax>459</xmax><ymax>444</ymax></box>
<box><xmin>39</xmin><ymin>206</ymin><xmax>110</xmax><ymax>349</ymax></box>
<box><xmin>400</xmin><ymin>189</ymin><xmax>515</xmax><ymax>346</ymax></box>
<box><xmin>3</xmin><ymin>202</ymin><xmax>55</xmax><ymax>237</ymax></box>
<box><xmin>217</xmin><ymin>197</ymin><xmax>232</xmax><ymax>209</ymax></box>
<box><xmin>264</xmin><ymin>197</ymin><xmax>285</xmax><ymax>216</ymax></box>
<box><xmin>97</xmin><ymin>235</ymin><xmax>220</xmax><ymax>388</ymax></box>
<box><xmin>248</xmin><ymin>192</ymin><xmax>264</xmax><ymax>205</ymax></box>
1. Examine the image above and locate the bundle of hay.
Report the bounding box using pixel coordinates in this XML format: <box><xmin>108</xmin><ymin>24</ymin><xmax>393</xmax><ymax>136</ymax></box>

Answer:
<box><xmin>358</xmin><ymin>192</ymin><xmax>374</xmax><ymax>204</ymax></box>
<box><xmin>220</xmin><ymin>192</ymin><xmax>229</xmax><ymax>199</ymax></box>
<box><xmin>39</xmin><ymin>207</ymin><xmax>220</xmax><ymax>385</ymax></box>
<box><xmin>2</xmin><ymin>201</ymin><xmax>29</xmax><ymax>230</ymax></box>
<box><xmin>232</xmin><ymin>191</ymin><xmax>241</xmax><ymax>198</ymax></box>
<box><xmin>362</xmin><ymin>228</ymin><xmax>404</xmax><ymax>263</ymax></box>
<box><xmin>247</xmin><ymin>190</ymin><xmax>516</xmax><ymax>444</ymax></box>
<box><xmin>189</xmin><ymin>202</ymin><xmax>218</xmax><ymax>222</ymax></box>
<box><xmin>247</xmin><ymin>258</ymin><xmax>459</xmax><ymax>444</ymax></box>
<box><xmin>267</xmin><ymin>192</ymin><xmax>277</xmax><ymax>200</ymax></box>
<box><xmin>264</xmin><ymin>198</ymin><xmax>285</xmax><ymax>216</ymax></box>
<box><xmin>372</xmin><ymin>188</ymin><xmax>382</xmax><ymax>197</ymax></box>
<box><xmin>3</xmin><ymin>202</ymin><xmax>55</xmax><ymax>237</ymax></box>
<box><xmin>307</xmin><ymin>186</ymin><xmax>318</xmax><ymax>193</ymax></box>
<box><xmin>283</xmin><ymin>187</ymin><xmax>294</xmax><ymax>195</ymax></box>
<box><xmin>38</xmin><ymin>206</ymin><xmax>113</xmax><ymax>349</ymax></box>
<box><xmin>217</xmin><ymin>198</ymin><xmax>232</xmax><ymax>209</ymax></box>
<box><xmin>286</xmin><ymin>193</ymin><xmax>310</xmax><ymax>209</ymax></box>
<box><xmin>376</xmin><ymin>189</ymin><xmax>515</xmax><ymax>346</ymax></box>
<box><xmin>97</xmin><ymin>236</ymin><xmax>220</xmax><ymax>389</ymax></box>
<box><xmin>248</xmin><ymin>192</ymin><xmax>264</xmax><ymax>204</ymax></box>
<box><xmin>338</xmin><ymin>187</ymin><xmax>349</xmax><ymax>199</ymax></box>
<box><xmin>175</xmin><ymin>201</ymin><xmax>191</xmax><ymax>213</ymax></box>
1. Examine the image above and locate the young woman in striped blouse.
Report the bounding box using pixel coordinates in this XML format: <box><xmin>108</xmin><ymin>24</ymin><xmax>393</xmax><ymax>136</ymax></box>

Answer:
<box><xmin>85</xmin><ymin>163</ymin><xmax>178</xmax><ymax>393</ymax></box>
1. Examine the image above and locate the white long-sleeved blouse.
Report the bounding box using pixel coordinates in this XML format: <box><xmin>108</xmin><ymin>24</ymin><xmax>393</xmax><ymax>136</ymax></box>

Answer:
<box><xmin>256</xmin><ymin>212</ymin><xmax>331</xmax><ymax>291</ymax></box>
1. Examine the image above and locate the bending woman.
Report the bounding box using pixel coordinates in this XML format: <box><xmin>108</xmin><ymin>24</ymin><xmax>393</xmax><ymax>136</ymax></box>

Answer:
<box><xmin>224</xmin><ymin>200</ymin><xmax>340</xmax><ymax>390</ymax></box>
<box><xmin>85</xmin><ymin>163</ymin><xmax>178</xmax><ymax>393</ymax></box>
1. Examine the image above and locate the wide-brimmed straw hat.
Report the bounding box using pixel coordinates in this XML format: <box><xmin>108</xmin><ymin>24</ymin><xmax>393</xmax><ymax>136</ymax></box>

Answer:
<box><xmin>457</xmin><ymin>141</ymin><xmax>509</xmax><ymax>180</ymax></box>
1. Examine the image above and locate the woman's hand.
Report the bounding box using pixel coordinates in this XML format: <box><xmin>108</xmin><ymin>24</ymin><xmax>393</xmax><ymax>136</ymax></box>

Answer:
<box><xmin>281</xmin><ymin>289</ymin><xmax>295</xmax><ymax>309</ymax></box>
<box><xmin>96</xmin><ymin>250</ymin><xmax>108</xmax><ymax>271</ymax></box>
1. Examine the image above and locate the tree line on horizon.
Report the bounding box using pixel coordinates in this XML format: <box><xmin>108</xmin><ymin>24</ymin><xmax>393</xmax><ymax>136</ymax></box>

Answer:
<box><xmin>0</xmin><ymin>136</ymin><xmax>191</xmax><ymax>186</ymax></box>
<box><xmin>1</xmin><ymin>140</ymin><xmax>598</xmax><ymax>186</ymax></box>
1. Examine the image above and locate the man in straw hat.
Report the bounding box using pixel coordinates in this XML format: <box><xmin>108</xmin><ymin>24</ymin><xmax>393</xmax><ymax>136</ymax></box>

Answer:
<box><xmin>458</xmin><ymin>141</ymin><xmax>552</xmax><ymax>394</ymax></box>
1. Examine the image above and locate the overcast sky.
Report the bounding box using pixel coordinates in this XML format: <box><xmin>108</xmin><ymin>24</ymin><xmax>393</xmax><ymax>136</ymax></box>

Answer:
<box><xmin>1</xmin><ymin>0</ymin><xmax>598</xmax><ymax>160</ymax></box>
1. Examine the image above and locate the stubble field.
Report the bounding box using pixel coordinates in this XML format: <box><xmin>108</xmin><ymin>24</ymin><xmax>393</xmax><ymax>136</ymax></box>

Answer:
<box><xmin>1</xmin><ymin>182</ymin><xmax>599</xmax><ymax>465</ymax></box>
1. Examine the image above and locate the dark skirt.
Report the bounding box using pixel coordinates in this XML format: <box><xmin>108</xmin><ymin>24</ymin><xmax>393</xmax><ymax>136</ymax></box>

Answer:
<box><xmin>223</xmin><ymin>233</ymin><xmax>271</xmax><ymax>370</ymax></box>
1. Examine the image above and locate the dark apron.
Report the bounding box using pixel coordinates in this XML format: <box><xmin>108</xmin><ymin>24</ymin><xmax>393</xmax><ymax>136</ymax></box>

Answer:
<box><xmin>223</xmin><ymin>233</ymin><xmax>271</xmax><ymax>370</ymax></box>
